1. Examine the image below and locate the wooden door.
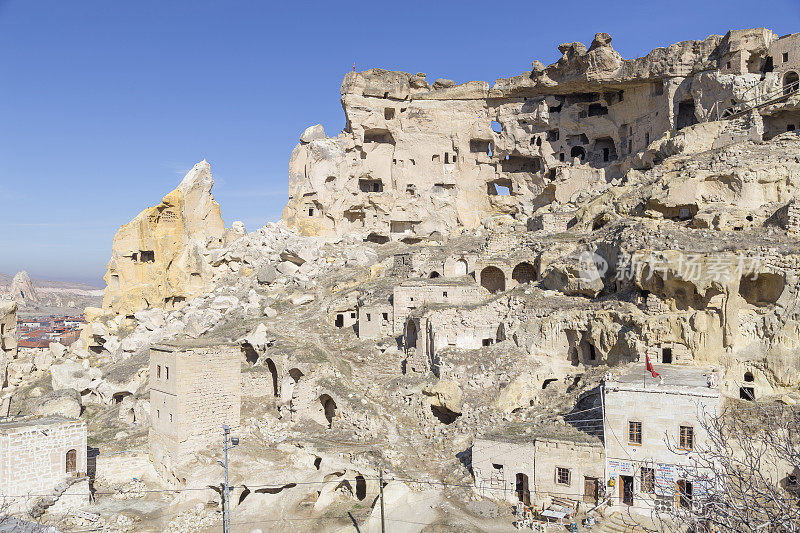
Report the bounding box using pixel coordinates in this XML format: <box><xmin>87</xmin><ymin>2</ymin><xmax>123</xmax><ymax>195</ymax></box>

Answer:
<box><xmin>584</xmin><ymin>477</ymin><xmax>598</xmax><ymax>503</ymax></box>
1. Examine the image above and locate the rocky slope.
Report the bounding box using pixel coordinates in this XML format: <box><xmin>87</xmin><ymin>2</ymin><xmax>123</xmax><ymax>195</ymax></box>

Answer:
<box><xmin>8</xmin><ymin>27</ymin><xmax>800</xmax><ymax>532</ymax></box>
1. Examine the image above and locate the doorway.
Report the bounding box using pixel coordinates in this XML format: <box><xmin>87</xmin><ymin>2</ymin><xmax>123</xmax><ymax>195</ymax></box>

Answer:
<box><xmin>584</xmin><ymin>477</ymin><xmax>599</xmax><ymax>504</ymax></box>
<box><xmin>620</xmin><ymin>475</ymin><xmax>634</xmax><ymax>506</ymax></box>
<box><xmin>677</xmin><ymin>479</ymin><xmax>693</xmax><ymax>509</ymax></box>
<box><xmin>516</xmin><ymin>473</ymin><xmax>531</xmax><ymax>506</ymax></box>
<box><xmin>662</xmin><ymin>347</ymin><xmax>672</xmax><ymax>364</ymax></box>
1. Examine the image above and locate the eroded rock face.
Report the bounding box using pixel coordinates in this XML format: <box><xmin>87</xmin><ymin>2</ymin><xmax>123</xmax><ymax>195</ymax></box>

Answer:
<box><xmin>281</xmin><ymin>29</ymin><xmax>790</xmax><ymax>244</ymax></box>
<box><xmin>102</xmin><ymin>161</ymin><xmax>226</xmax><ymax>315</ymax></box>
<box><xmin>10</xmin><ymin>271</ymin><xmax>38</xmax><ymax>303</ymax></box>
<box><xmin>0</xmin><ymin>301</ymin><xmax>16</xmax><ymax>387</ymax></box>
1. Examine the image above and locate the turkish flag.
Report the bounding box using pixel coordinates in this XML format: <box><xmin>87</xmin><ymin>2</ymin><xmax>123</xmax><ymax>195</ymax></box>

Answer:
<box><xmin>646</xmin><ymin>354</ymin><xmax>660</xmax><ymax>378</ymax></box>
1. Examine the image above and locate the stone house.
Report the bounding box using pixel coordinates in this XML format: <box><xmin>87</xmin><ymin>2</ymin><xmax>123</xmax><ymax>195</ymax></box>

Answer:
<box><xmin>0</xmin><ymin>415</ymin><xmax>88</xmax><ymax>515</ymax></box>
<box><xmin>766</xmin><ymin>32</ymin><xmax>800</xmax><ymax>90</ymax></box>
<box><xmin>603</xmin><ymin>364</ymin><xmax>719</xmax><ymax>514</ymax></box>
<box><xmin>392</xmin><ymin>279</ymin><xmax>485</xmax><ymax>334</ymax></box>
<box><xmin>149</xmin><ymin>343</ymin><xmax>241</xmax><ymax>483</ymax></box>
<box><xmin>357</xmin><ymin>294</ymin><xmax>393</xmax><ymax>340</ymax></box>
<box><xmin>473</xmin><ymin>425</ymin><xmax>604</xmax><ymax>509</ymax></box>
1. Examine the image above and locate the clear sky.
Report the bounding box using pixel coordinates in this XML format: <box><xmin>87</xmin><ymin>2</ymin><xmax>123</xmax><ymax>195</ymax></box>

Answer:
<box><xmin>1</xmin><ymin>0</ymin><xmax>799</xmax><ymax>286</ymax></box>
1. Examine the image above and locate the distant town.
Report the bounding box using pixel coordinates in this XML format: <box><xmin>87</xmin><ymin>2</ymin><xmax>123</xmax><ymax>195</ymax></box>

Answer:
<box><xmin>16</xmin><ymin>315</ymin><xmax>86</xmax><ymax>349</ymax></box>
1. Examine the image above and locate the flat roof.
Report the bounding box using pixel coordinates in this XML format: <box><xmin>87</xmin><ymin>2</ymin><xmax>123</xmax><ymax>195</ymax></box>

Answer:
<box><xmin>606</xmin><ymin>363</ymin><xmax>719</xmax><ymax>397</ymax></box>
<box><xmin>0</xmin><ymin>415</ymin><xmax>83</xmax><ymax>433</ymax></box>
<box><xmin>478</xmin><ymin>421</ymin><xmax>602</xmax><ymax>446</ymax></box>
<box><xmin>398</xmin><ymin>276</ymin><xmax>479</xmax><ymax>288</ymax></box>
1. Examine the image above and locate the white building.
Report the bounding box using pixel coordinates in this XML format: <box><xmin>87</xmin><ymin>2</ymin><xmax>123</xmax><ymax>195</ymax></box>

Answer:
<box><xmin>603</xmin><ymin>364</ymin><xmax>719</xmax><ymax>513</ymax></box>
<box><xmin>0</xmin><ymin>415</ymin><xmax>89</xmax><ymax>515</ymax></box>
<box><xmin>472</xmin><ymin>424</ymin><xmax>604</xmax><ymax>510</ymax></box>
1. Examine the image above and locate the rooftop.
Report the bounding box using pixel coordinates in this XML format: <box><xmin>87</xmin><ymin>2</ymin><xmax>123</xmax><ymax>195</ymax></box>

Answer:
<box><xmin>606</xmin><ymin>363</ymin><xmax>719</xmax><ymax>397</ymax></box>
<box><xmin>479</xmin><ymin>420</ymin><xmax>603</xmax><ymax>446</ymax></box>
<box><xmin>398</xmin><ymin>276</ymin><xmax>479</xmax><ymax>288</ymax></box>
<box><xmin>0</xmin><ymin>415</ymin><xmax>83</xmax><ymax>433</ymax></box>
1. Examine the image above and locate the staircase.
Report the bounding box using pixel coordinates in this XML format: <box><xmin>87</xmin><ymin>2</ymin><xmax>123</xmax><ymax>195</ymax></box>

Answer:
<box><xmin>712</xmin><ymin>79</ymin><xmax>800</xmax><ymax>121</ymax></box>
<box><xmin>29</xmin><ymin>476</ymin><xmax>85</xmax><ymax>519</ymax></box>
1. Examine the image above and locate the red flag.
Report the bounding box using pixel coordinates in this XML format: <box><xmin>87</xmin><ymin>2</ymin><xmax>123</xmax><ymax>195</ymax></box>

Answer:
<box><xmin>645</xmin><ymin>353</ymin><xmax>659</xmax><ymax>378</ymax></box>
<box><xmin>353</xmin><ymin>61</ymin><xmax>356</xmax><ymax>72</ymax></box>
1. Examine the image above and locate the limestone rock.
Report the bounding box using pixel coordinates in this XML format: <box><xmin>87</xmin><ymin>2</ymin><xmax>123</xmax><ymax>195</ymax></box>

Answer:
<box><xmin>10</xmin><ymin>271</ymin><xmax>38</xmax><ymax>303</ymax></box>
<box><xmin>32</xmin><ymin>389</ymin><xmax>82</xmax><ymax>418</ymax></box>
<box><xmin>102</xmin><ymin>161</ymin><xmax>226</xmax><ymax>315</ymax></box>
<box><xmin>300</xmin><ymin>124</ymin><xmax>325</xmax><ymax>143</ymax></box>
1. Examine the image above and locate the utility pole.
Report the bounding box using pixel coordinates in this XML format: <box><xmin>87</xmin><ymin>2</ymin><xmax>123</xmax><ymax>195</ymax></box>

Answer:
<box><xmin>220</xmin><ymin>424</ymin><xmax>239</xmax><ymax>533</ymax></box>
<box><xmin>379</xmin><ymin>468</ymin><xmax>386</xmax><ymax>533</ymax></box>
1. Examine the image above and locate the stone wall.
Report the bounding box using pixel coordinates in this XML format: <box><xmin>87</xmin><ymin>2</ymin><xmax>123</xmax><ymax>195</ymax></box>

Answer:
<box><xmin>392</xmin><ymin>281</ymin><xmax>485</xmax><ymax>334</ymax></box>
<box><xmin>533</xmin><ymin>438</ymin><xmax>604</xmax><ymax>507</ymax></box>
<box><xmin>0</xmin><ymin>416</ymin><xmax>87</xmax><ymax>514</ymax></box>
<box><xmin>472</xmin><ymin>438</ymin><xmax>535</xmax><ymax>504</ymax></box>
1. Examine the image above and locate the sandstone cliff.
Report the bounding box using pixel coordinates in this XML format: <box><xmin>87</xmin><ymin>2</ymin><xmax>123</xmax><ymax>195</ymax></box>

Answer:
<box><xmin>102</xmin><ymin>161</ymin><xmax>226</xmax><ymax>315</ymax></box>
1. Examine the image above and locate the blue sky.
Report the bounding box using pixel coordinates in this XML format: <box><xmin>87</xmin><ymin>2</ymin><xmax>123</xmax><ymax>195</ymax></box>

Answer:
<box><xmin>1</xmin><ymin>0</ymin><xmax>799</xmax><ymax>285</ymax></box>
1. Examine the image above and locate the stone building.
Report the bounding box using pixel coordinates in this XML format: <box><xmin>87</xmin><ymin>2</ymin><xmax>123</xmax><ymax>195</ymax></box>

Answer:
<box><xmin>0</xmin><ymin>301</ymin><xmax>17</xmax><ymax>388</ymax></box>
<box><xmin>149</xmin><ymin>343</ymin><xmax>241</xmax><ymax>483</ymax></box>
<box><xmin>473</xmin><ymin>425</ymin><xmax>604</xmax><ymax>509</ymax></box>
<box><xmin>0</xmin><ymin>415</ymin><xmax>88</xmax><ymax>515</ymax></box>
<box><xmin>392</xmin><ymin>278</ymin><xmax>485</xmax><ymax>334</ymax></box>
<box><xmin>357</xmin><ymin>294</ymin><xmax>393</xmax><ymax>340</ymax></box>
<box><xmin>603</xmin><ymin>364</ymin><xmax>719</xmax><ymax>513</ymax></box>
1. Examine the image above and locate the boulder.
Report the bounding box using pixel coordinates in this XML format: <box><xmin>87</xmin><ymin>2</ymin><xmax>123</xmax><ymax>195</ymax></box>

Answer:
<box><xmin>300</xmin><ymin>124</ymin><xmax>325</xmax><ymax>143</ymax></box>
<box><xmin>51</xmin><ymin>360</ymin><xmax>102</xmax><ymax>392</ymax></box>
<box><xmin>256</xmin><ymin>265</ymin><xmax>277</xmax><ymax>285</ymax></box>
<box><xmin>32</xmin><ymin>389</ymin><xmax>82</xmax><ymax>419</ymax></box>
<box><xmin>134</xmin><ymin>308</ymin><xmax>166</xmax><ymax>331</ymax></box>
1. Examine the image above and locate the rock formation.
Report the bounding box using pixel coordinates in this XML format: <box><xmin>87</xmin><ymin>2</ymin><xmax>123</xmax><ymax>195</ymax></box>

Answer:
<box><xmin>0</xmin><ymin>301</ymin><xmax>17</xmax><ymax>388</ymax></box>
<box><xmin>12</xmin><ymin>27</ymin><xmax>800</xmax><ymax>531</ymax></box>
<box><xmin>102</xmin><ymin>161</ymin><xmax>227</xmax><ymax>315</ymax></box>
<box><xmin>9</xmin><ymin>271</ymin><xmax>38</xmax><ymax>303</ymax></box>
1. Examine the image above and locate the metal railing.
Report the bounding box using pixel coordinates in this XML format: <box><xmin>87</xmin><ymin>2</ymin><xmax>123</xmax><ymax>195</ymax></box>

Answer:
<box><xmin>711</xmin><ymin>79</ymin><xmax>800</xmax><ymax>121</ymax></box>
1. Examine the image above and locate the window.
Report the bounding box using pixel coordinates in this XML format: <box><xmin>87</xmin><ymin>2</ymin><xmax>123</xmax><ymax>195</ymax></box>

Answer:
<box><xmin>784</xmin><ymin>52</ymin><xmax>790</xmax><ymax>63</ymax></box>
<box><xmin>629</xmin><ymin>421</ymin><xmax>642</xmax><ymax>445</ymax></box>
<box><xmin>645</xmin><ymin>132</ymin><xmax>650</xmax><ymax>145</ymax></box>
<box><xmin>443</xmin><ymin>292</ymin><xmax>448</xmax><ymax>298</ymax></box>
<box><xmin>169</xmin><ymin>413</ymin><xmax>173</xmax><ymax>423</ymax></box>
<box><xmin>556</xmin><ymin>467</ymin><xmax>571</xmax><ymax>486</ymax></box>
<box><xmin>726</xmin><ymin>61</ymin><xmax>731</xmax><ymax>69</ymax></box>
<box><xmin>165</xmin><ymin>366</ymin><xmax>169</xmax><ymax>380</ymax></box>
<box><xmin>641</xmin><ymin>467</ymin><xmax>655</xmax><ymax>493</ymax></box>
<box><xmin>66</xmin><ymin>449</ymin><xmax>77</xmax><ymax>474</ymax></box>
<box><xmin>680</xmin><ymin>426</ymin><xmax>694</xmax><ymax>450</ymax></box>
<box><xmin>308</xmin><ymin>208</ymin><xmax>314</xmax><ymax>217</ymax></box>
<box><xmin>382</xmin><ymin>312</ymin><xmax>388</xmax><ymax>321</ymax></box>
<box><xmin>157</xmin><ymin>365</ymin><xmax>161</xmax><ymax>378</ymax></box>
<box><xmin>366</xmin><ymin>313</ymin><xmax>371</xmax><ymax>322</ymax></box>
<box><xmin>350</xmin><ymin>312</ymin><xmax>356</xmax><ymax>319</ymax></box>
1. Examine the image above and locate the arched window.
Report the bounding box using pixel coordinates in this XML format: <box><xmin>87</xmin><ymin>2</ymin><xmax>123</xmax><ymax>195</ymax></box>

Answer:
<box><xmin>66</xmin><ymin>449</ymin><xmax>77</xmax><ymax>474</ymax></box>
